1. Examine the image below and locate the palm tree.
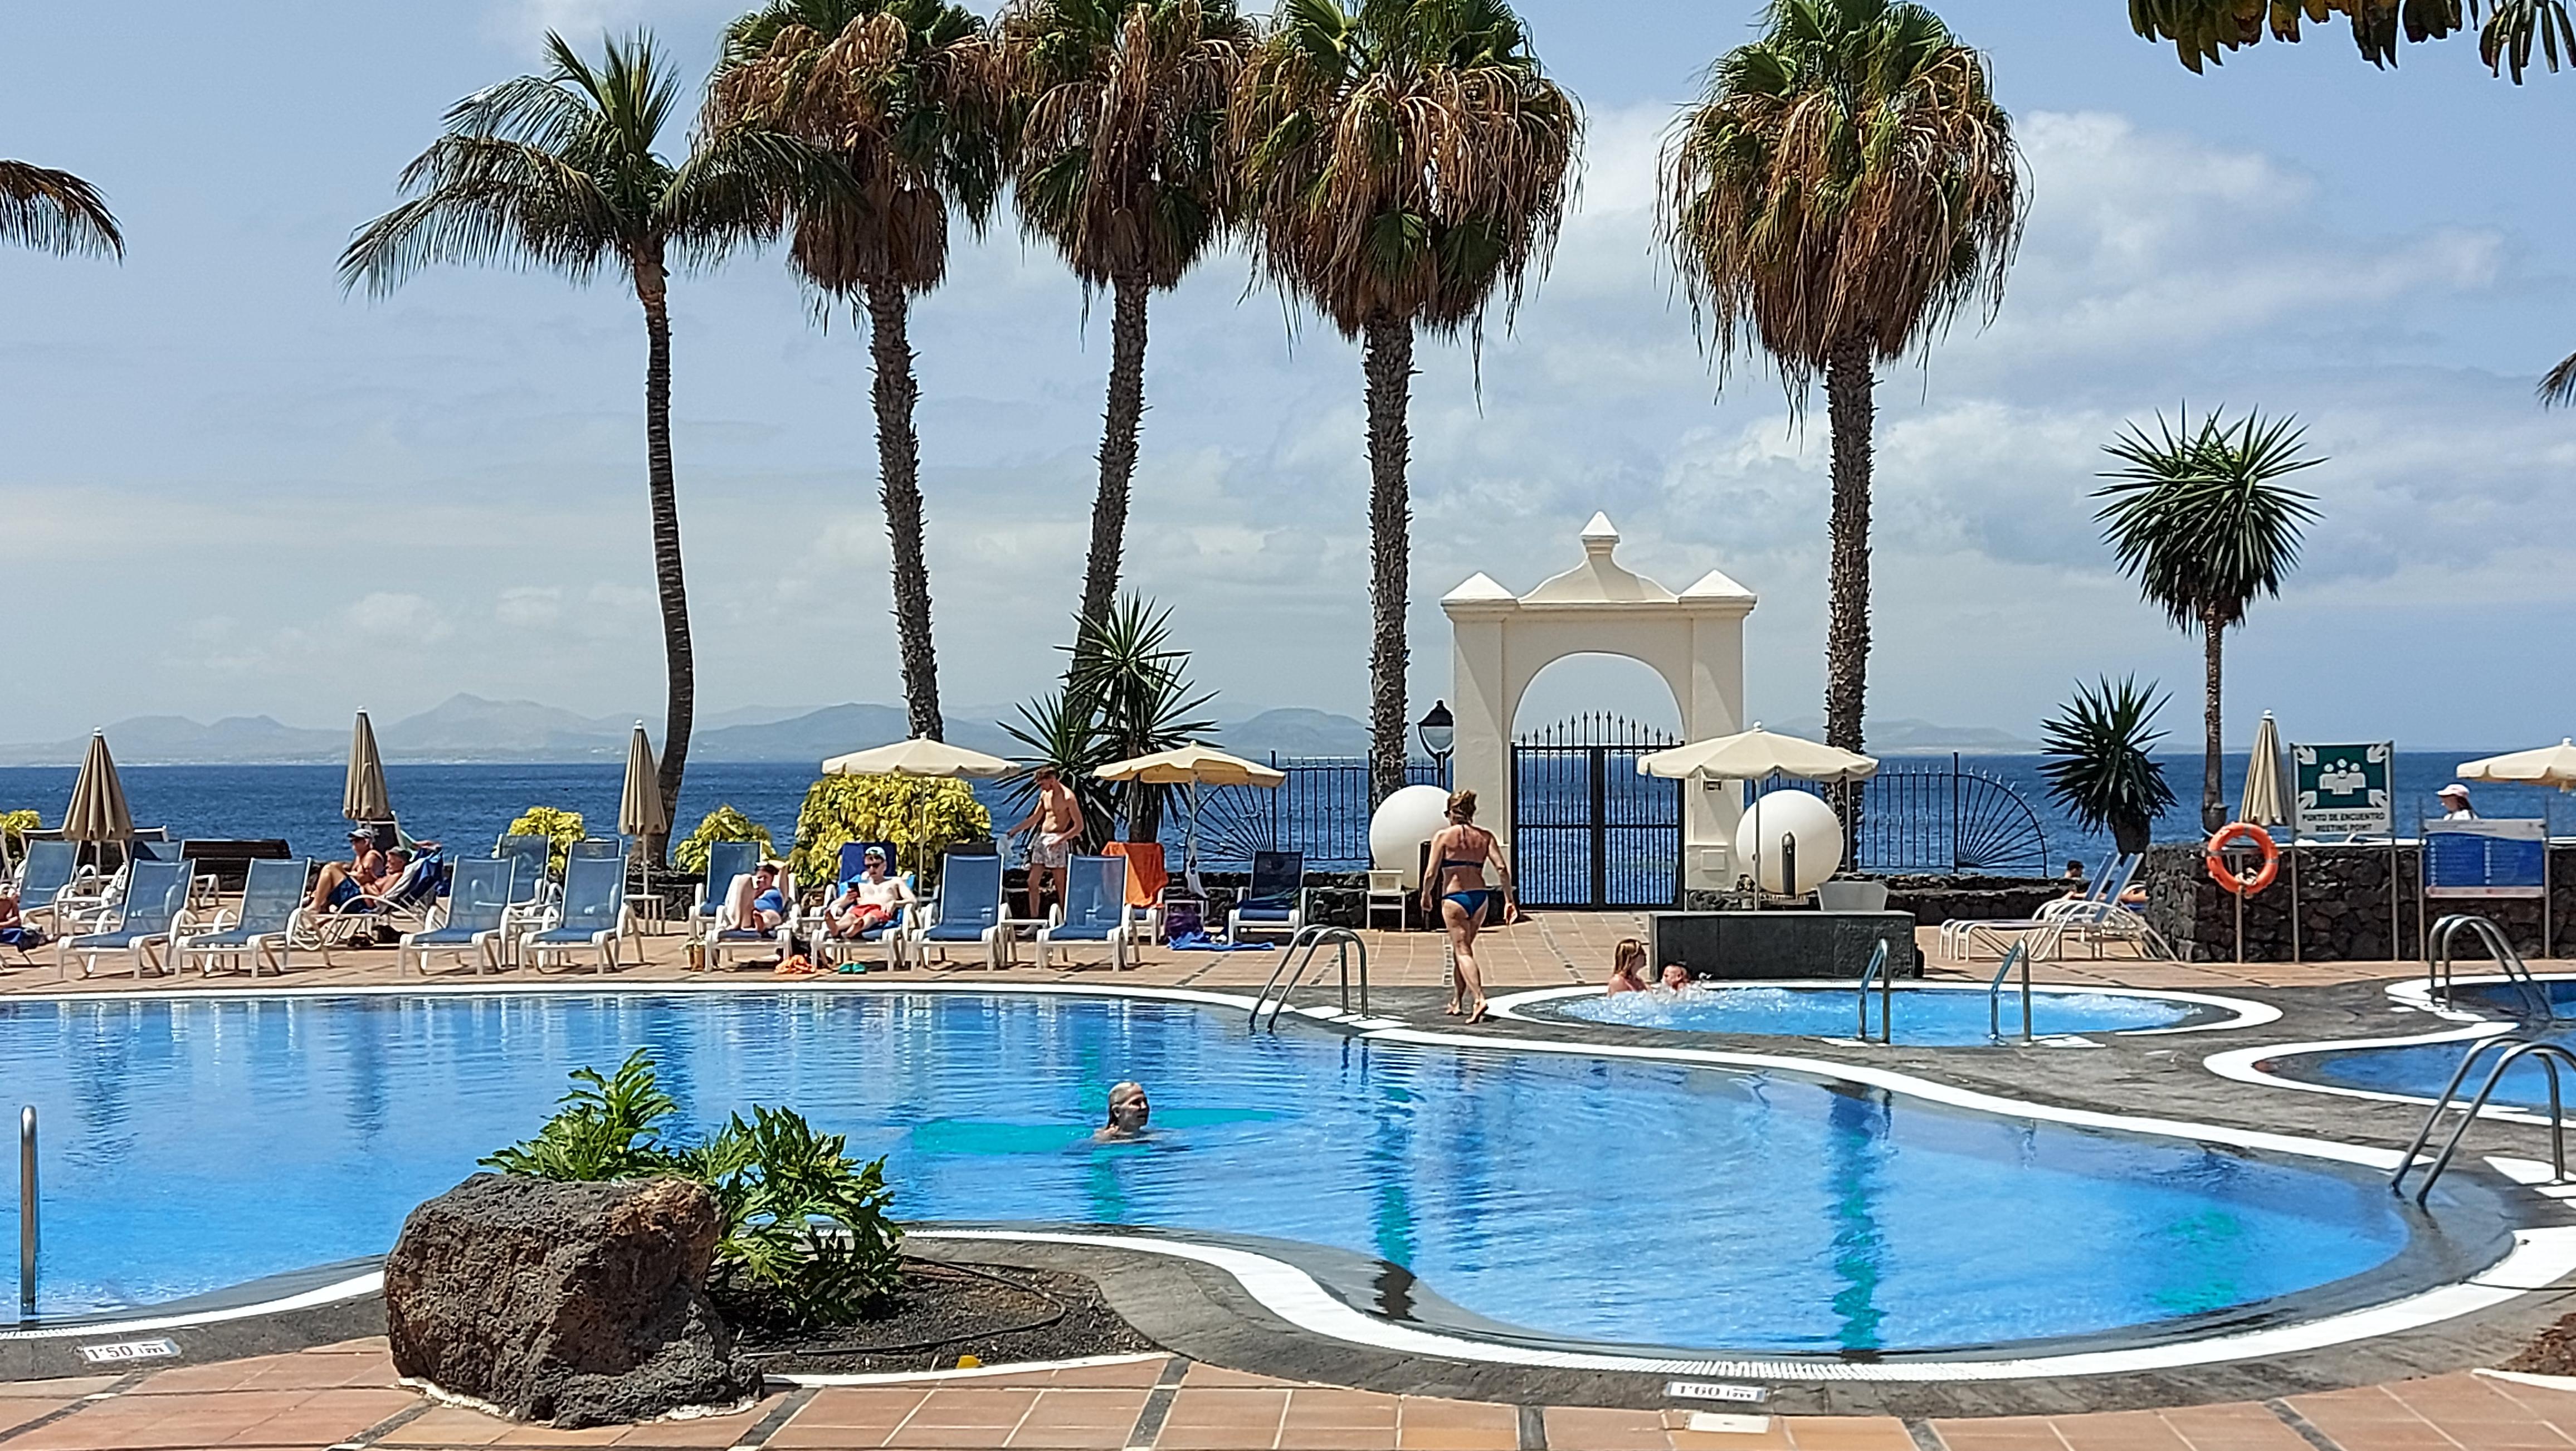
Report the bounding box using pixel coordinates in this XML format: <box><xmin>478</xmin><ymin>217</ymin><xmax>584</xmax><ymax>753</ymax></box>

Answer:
<box><xmin>0</xmin><ymin>162</ymin><xmax>122</xmax><ymax>259</ymax></box>
<box><xmin>2095</xmin><ymin>407</ymin><xmax>2323</xmax><ymax>832</ymax></box>
<box><xmin>1233</xmin><ymin>0</ymin><xmax>1579</xmax><ymax>802</ymax></box>
<box><xmin>709</xmin><ymin>0</ymin><xmax>1011</xmax><ymax>743</ymax></box>
<box><xmin>990</xmin><ymin>0</ymin><xmax>1255</xmax><ymax>653</ymax></box>
<box><xmin>1662</xmin><ymin>0</ymin><xmax>2020</xmax><ymax>757</ymax></box>
<box><xmin>344</xmin><ymin>32</ymin><xmax>824</xmax><ymax>856</ymax></box>
<box><xmin>2129</xmin><ymin>1</ymin><xmax>2572</xmax><ymax>80</ymax></box>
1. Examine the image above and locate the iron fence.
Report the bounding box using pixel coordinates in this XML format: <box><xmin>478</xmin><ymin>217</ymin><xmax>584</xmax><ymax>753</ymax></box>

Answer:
<box><xmin>1181</xmin><ymin>758</ymin><xmax>1444</xmax><ymax>869</ymax></box>
<box><xmin>1774</xmin><ymin>756</ymin><xmax>2049</xmax><ymax>875</ymax></box>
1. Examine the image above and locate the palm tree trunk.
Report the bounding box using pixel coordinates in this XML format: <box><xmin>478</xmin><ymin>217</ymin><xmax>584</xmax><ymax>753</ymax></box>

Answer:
<box><xmin>1823</xmin><ymin>333</ymin><xmax>1875</xmax><ymax>754</ymax></box>
<box><xmin>2202</xmin><ymin>607</ymin><xmax>2226</xmax><ymax>831</ymax></box>
<box><xmin>1363</xmin><ymin>316</ymin><xmax>1415</xmax><ymax>805</ymax></box>
<box><xmin>636</xmin><ymin>255</ymin><xmax>691</xmax><ymax>868</ymax></box>
<box><xmin>1077</xmin><ymin>270</ymin><xmax>1150</xmax><ymax>651</ymax></box>
<box><xmin>864</xmin><ymin>277</ymin><xmax>943</xmax><ymax>742</ymax></box>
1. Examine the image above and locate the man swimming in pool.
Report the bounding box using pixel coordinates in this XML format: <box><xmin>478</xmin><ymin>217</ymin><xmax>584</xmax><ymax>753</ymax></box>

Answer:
<box><xmin>1095</xmin><ymin>1081</ymin><xmax>1150</xmax><ymax>1141</ymax></box>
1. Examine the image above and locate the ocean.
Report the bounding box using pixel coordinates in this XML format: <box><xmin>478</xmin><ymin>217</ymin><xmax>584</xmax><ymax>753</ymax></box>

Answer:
<box><xmin>1</xmin><ymin>751</ymin><xmax>2566</xmax><ymax>873</ymax></box>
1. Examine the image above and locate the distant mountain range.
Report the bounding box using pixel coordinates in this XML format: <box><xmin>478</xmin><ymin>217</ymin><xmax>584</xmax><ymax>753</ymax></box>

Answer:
<box><xmin>0</xmin><ymin>696</ymin><xmax>2038</xmax><ymax>766</ymax></box>
<box><xmin>0</xmin><ymin>694</ymin><xmax>1380</xmax><ymax>767</ymax></box>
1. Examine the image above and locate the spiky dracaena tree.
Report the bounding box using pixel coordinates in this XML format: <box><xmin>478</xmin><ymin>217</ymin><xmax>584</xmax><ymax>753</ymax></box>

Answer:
<box><xmin>991</xmin><ymin>0</ymin><xmax>1255</xmax><ymax>653</ymax></box>
<box><xmin>344</xmin><ymin>33</ymin><xmax>841</xmax><ymax>860</ymax></box>
<box><xmin>2095</xmin><ymin>407</ymin><xmax>2322</xmax><ymax>832</ymax></box>
<box><xmin>2040</xmin><ymin>677</ymin><xmax>2178</xmax><ymax>857</ymax></box>
<box><xmin>709</xmin><ymin>0</ymin><xmax>1011</xmax><ymax>743</ymax></box>
<box><xmin>1661</xmin><ymin>0</ymin><xmax>2021</xmax><ymax>756</ymax></box>
<box><xmin>1233</xmin><ymin>0</ymin><xmax>1579</xmax><ymax>802</ymax></box>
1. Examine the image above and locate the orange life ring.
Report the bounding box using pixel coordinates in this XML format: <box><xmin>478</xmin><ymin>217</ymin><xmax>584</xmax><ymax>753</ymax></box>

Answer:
<box><xmin>2206</xmin><ymin>822</ymin><xmax>2280</xmax><ymax>897</ymax></box>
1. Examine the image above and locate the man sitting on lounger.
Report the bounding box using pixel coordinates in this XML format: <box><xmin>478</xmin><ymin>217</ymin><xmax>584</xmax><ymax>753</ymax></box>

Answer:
<box><xmin>826</xmin><ymin>846</ymin><xmax>915</xmax><ymax>938</ymax></box>
<box><xmin>306</xmin><ymin>829</ymin><xmax>392</xmax><ymax>916</ymax></box>
<box><xmin>721</xmin><ymin>860</ymin><xmax>790</xmax><ymax>933</ymax></box>
<box><xmin>1006</xmin><ymin>767</ymin><xmax>1085</xmax><ymax>922</ymax></box>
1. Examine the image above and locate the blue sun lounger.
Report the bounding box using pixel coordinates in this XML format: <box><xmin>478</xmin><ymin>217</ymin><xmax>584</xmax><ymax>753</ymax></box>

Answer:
<box><xmin>1226</xmin><ymin>850</ymin><xmax>1309</xmax><ymax>944</ymax></box>
<box><xmin>399</xmin><ymin>857</ymin><xmax>518</xmax><ymax>977</ymax></box>
<box><xmin>903</xmin><ymin>852</ymin><xmax>1007</xmax><ymax>970</ymax></box>
<box><xmin>11</xmin><ymin>840</ymin><xmax>84</xmax><ymax>936</ymax></box>
<box><xmin>524</xmin><ymin>853</ymin><xmax>630</xmax><ymax>975</ymax></box>
<box><xmin>1035</xmin><ymin>855</ymin><xmax>1135</xmax><ymax>971</ymax></box>
<box><xmin>58</xmin><ymin>859</ymin><xmax>190</xmax><ymax>980</ymax></box>
<box><xmin>176</xmin><ymin>857</ymin><xmax>306</xmax><ymax>978</ymax></box>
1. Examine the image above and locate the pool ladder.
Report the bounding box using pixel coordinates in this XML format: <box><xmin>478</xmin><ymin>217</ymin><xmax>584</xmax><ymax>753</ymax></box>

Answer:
<box><xmin>2390</xmin><ymin>1036</ymin><xmax>2576</xmax><ymax>1202</ymax></box>
<box><xmin>2427</xmin><ymin>914</ymin><xmax>2558</xmax><ymax>1020</ymax></box>
<box><xmin>16</xmin><ymin>1107</ymin><xmax>33</xmax><ymax>1319</ymax></box>
<box><xmin>1988</xmin><ymin>941</ymin><xmax>2035</xmax><ymax>1045</ymax></box>
<box><xmin>1249</xmin><ymin>927</ymin><xmax>1370</xmax><ymax>1031</ymax></box>
<box><xmin>1853</xmin><ymin>940</ymin><xmax>1893</xmax><ymax>1043</ymax></box>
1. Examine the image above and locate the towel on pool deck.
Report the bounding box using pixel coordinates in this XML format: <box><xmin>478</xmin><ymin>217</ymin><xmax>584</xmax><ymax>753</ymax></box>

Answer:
<box><xmin>1102</xmin><ymin>841</ymin><xmax>1166</xmax><ymax>907</ymax></box>
<box><xmin>1164</xmin><ymin>931</ymin><xmax>1272</xmax><ymax>952</ymax></box>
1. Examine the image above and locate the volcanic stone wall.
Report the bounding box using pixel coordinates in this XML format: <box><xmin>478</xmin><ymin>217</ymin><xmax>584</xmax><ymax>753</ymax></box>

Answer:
<box><xmin>2139</xmin><ymin>841</ymin><xmax>2576</xmax><ymax>964</ymax></box>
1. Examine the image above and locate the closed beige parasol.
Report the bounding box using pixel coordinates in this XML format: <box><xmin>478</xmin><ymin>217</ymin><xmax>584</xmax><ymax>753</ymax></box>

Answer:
<box><xmin>2239</xmin><ymin>712</ymin><xmax>2287</xmax><ymax>827</ymax></box>
<box><xmin>619</xmin><ymin>723</ymin><xmax>669</xmax><ymax>838</ymax></box>
<box><xmin>62</xmin><ymin>731</ymin><xmax>134</xmax><ymax>844</ymax></box>
<box><xmin>343</xmin><ymin>710</ymin><xmax>392</xmax><ymax>824</ymax></box>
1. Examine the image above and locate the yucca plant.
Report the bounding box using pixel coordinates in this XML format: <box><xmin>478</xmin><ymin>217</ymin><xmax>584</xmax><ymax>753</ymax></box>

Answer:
<box><xmin>2040</xmin><ymin>678</ymin><xmax>2178</xmax><ymax>856</ymax></box>
<box><xmin>2096</xmin><ymin>407</ymin><xmax>2321</xmax><ymax>831</ymax></box>
<box><xmin>1004</xmin><ymin>594</ymin><xmax>1216</xmax><ymax>845</ymax></box>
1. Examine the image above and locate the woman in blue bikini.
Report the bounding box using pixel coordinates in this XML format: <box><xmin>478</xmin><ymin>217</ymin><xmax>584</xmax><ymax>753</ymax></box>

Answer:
<box><xmin>1421</xmin><ymin>790</ymin><xmax>1515</xmax><ymax>1022</ymax></box>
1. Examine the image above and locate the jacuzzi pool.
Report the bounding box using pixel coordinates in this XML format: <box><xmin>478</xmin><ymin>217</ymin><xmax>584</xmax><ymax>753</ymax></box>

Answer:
<box><xmin>1498</xmin><ymin>982</ymin><xmax>2269</xmax><ymax>1046</ymax></box>
<box><xmin>0</xmin><ymin>987</ymin><xmax>2494</xmax><ymax>1360</ymax></box>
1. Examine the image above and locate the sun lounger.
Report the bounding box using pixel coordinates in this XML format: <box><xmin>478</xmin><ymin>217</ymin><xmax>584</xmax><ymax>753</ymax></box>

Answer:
<box><xmin>1947</xmin><ymin>854</ymin><xmax>2151</xmax><ymax>962</ymax></box>
<box><xmin>399</xmin><ymin>858</ymin><xmax>518</xmax><ymax>977</ymax></box>
<box><xmin>689</xmin><ymin>840</ymin><xmax>762</xmax><ymax>941</ymax></box>
<box><xmin>1035</xmin><ymin>856</ymin><xmax>1136</xmax><ymax>971</ymax></box>
<box><xmin>293</xmin><ymin>850</ymin><xmax>447</xmax><ymax>965</ymax></box>
<box><xmin>523</xmin><ymin>853</ymin><xmax>630</xmax><ymax>975</ymax></box>
<box><xmin>57</xmin><ymin>859</ymin><xmax>191</xmax><ymax>980</ymax></box>
<box><xmin>1226</xmin><ymin>850</ymin><xmax>1309</xmax><ymax>944</ymax></box>
<box><xmin>176</xmin><ymin>857</ymin><xmax>305</xmax><ymax>978</ymax></box>
<box><xmin>11</xmin><ymin>841</ymin><xmax>86</xmax><ymax>934</ymax></box>
<box><xmin>798</xmin><ymin>842</ymin><xmax>910</xmax><ymax>970</ymax></box>
<box><xmin>902</xmin><ymin>852</ymin><xmax>1008</xmax><ymax>970</ymax></box>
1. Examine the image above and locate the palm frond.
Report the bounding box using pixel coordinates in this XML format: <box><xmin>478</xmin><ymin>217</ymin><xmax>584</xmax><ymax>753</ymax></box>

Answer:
<box><xmin>1231</xmin><ymin>0</ymin><xmax>1580</xmax><ymax>339</ymax></box>
<box><xmin>2541</xmin><ymin>347</ymin><xmax>2576</xmax><ymax>406</ymax></box>
<box><xmin>0</xmin><ymin>160</ymin><xmax>123</xmax><ymax>260</ymax></box>
<box><xmin>1658</xmin><ymin>0</ymin><xmax>2022</xmax><ymax>396</ymax></box>
<box><xmin>341</xmin><ymin>135</ymin><xmax>630</xmax><ymax>295</ymax></box>
<box><xmin>2128</xmin><ymin>0</ymin><xmax>2574</xmax><ymax>80</ymax></box>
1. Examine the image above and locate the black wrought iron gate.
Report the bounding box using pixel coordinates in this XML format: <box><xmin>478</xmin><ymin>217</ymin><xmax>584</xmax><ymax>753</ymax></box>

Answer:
<box><xmin>1511</xmin><ymin>714</ymin><xmax>1683</xmax><ymax>909</ymax></box>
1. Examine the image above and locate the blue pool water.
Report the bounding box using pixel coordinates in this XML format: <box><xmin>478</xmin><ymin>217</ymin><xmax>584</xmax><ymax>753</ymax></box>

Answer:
<box><xmin>1549</xmin><ymin>985</ymin><xmax>2203</xmax><ymax>1045</ymax></box>
<box><xmin>0</xmin><ymin>991</ymin><xmax>2430</xmax><ymax>1355</ymax></box>
<box><xmin>2270</xmin><ymin>980</ymin><xmax>2576</xmax><ymax>1109</ymax></box>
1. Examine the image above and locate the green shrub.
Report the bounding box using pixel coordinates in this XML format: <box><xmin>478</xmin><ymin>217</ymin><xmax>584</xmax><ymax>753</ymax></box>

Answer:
<box><xmin>0</xmin><ymin>810</ymin><xmax>37</xmax><ymax>859</ymax></box>
<box><xmin>675</xmin><ymin>805</ymin><xmax>773</xmax><ymax>875</ymax></box>
<box><xmin>482</xmin><ymin>1050</ymin><xmax>905</xmax><ymax>1325</ymax></box>
<box><xmin>790</xmin><ymin>775</ymin><xmax>989</xmax><ymax>892</ymax></box>
<box><xmin>505</xmin><ymin>806</ymin><xmax>586</xmax><ymax>877</ymax></box>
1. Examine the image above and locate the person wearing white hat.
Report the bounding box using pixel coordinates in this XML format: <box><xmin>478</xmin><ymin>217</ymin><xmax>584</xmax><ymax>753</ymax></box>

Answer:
<box><xmin>2437</xmin><ymin>783</ymin><xmax>2478</xmax><ymax>821</ymax></box>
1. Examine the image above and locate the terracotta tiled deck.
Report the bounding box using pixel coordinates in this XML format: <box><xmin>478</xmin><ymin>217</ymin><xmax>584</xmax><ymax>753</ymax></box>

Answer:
<box><xmin>8</xmin><ymin>1343</ymin><xmax>2576</xmax><ymax>1450</ymax></box>
<box><xmin>0</xmin><ymin>905</ymin><xmax>2495</xmax><ymax>1000</ymax></box>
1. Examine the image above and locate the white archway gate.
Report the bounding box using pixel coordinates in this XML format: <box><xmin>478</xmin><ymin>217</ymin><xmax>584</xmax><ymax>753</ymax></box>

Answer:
<box><xmin>1442</xmin><ymin>514</ymin><xmax>1758</xmax><ymax>899</ymax></box>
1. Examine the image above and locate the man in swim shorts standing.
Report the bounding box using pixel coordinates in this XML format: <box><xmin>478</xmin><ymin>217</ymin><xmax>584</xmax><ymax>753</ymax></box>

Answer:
<box><xmin>1007</xmin><ymin>766</ymin><xmax>1085</xmax><ymax>922</ymax></box>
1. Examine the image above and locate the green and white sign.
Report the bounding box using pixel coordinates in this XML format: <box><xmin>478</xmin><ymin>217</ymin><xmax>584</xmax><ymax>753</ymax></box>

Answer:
<box><xmin>2294</xmin><ymin>742</ymin><xmax>2393</xmax><ymax>837</ymax></box>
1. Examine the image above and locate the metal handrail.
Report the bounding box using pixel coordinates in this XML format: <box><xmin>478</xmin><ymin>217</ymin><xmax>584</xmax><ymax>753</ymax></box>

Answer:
<box><xmin>1988</xmin><ymin>941</ymin><xmax>2033</xmax><ymax>1044</ymax></box>
<box><xmin>2428</xmin><ymin>913</ymin><xmax>2554</xmax><ymax>1018</ymax></box>
<box><xmin>1249</xmin><ymin>926</ymin><xmax>1370</xmax><ymax>1031</ymax></box>
<box><xmin>2391</xmin><ymin>1037</ymin><xmax>2576</xmax><ymax>1201</ymax></box>
<box><xmin>18</xmin><ymin>1106</ymin><xmax>34</xmax><ymax>1319</ymax></box>
<box><xmin>1854</xmin><ymin>939</ymin><xmax>1892</xmax><ymax>1044</ymax></box>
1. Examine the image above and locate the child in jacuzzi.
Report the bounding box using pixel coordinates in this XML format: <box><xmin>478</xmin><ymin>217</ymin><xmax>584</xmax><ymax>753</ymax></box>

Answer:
<box><xmin>1658</xmin><ymin>963</ymin><xmax>1693</xmax><ymax>992</ymax></box>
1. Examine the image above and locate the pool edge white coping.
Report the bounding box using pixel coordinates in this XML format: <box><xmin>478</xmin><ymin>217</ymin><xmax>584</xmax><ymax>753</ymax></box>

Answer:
<box><xmin>2</xmin><ymin>977</ymin><xmax>2568</xmax><ymax>1381</ymax></box>
<box><xmin>1486</xmin><ymin>980</ymin><xmax>2282</xmax><ymax>1038</ymax></box>
<box><xmin>2202</xmin><ymin>973</ymin><xmax>2570</xmax><ymax>1125</ymax></box>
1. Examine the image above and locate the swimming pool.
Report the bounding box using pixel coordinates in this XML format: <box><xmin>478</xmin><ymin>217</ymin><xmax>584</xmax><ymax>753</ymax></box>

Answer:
<box><xmin>0</xmin><ymin>987</ymin><xmax>2500</xmax><ymax>1360</ymax></box>
<box><xmin>2244</xmin><ymin>979</ymin><xmax>2576</xmax><ymax>1112</ymax></box>
<box><xmin>1500</xmin><ymin>983</ymin><xmax>2266</xmax><ymax>1046</ymax></box>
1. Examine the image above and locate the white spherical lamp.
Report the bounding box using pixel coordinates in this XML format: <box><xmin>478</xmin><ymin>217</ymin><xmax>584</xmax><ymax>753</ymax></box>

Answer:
<box><xmin>1732</xmin><ymin>789</ymin><xmax>1845</xmax><ymax>894</ymax></box>
<box><xmin>1370</xmin><ymin>785</ymin><xmax>1455</xmax><ymax>889</ymax></box>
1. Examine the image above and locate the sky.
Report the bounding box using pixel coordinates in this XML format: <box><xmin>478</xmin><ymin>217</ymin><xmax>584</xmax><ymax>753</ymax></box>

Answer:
<box><xmin>2</xmin><ymin>2</ymin><xmax>2571</xmax><ymax>751</ymax></box>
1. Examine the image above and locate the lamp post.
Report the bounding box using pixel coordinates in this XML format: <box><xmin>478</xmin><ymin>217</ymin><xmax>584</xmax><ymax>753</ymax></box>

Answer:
<box><xmin>1417</xmin><ymin>701</ymin><xmax>1455</xmax><ymax>790</ymax></box>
